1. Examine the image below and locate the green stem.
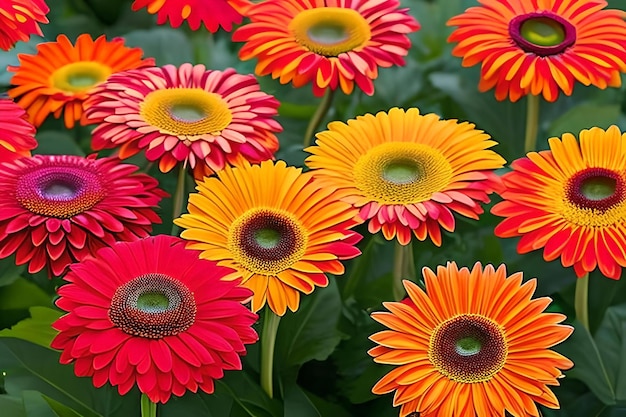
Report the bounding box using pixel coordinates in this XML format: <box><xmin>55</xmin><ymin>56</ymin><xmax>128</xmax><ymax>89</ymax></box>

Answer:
<box><xmin>575</xmin><ymin>272</ymin><xmax>590</xmax><ymax>331</ymax></box>
<box><xmin>303</xmin><ymin>89</ymin><xmax>335</xmax><ymax>148</ymax></box>
<box><xmin>140</xmin><ymin>394</ymin><xmax>157</xmax><ymax>417</ymax></box>
<box><xmin>524</xmin><ymin>94</ymin><xmax>541</xmax><ymax>153</ymax></box>
<box><xmin>260</xmin><ymin>308</ymin><xmax>281</xmax><ymax>399</ymax></box>
<box><xmin>170</xmin><ymin>165</ymin><xmax>187</xmax><ymax>235</ymax></box>
<box><xmin>392</xmin><ymin>241</ymin><xmax>415</xmax><ymax>301</ymax></box>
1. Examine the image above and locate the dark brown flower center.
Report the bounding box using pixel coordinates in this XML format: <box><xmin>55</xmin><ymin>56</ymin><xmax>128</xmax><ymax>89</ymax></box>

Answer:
<box><xmin>566</xmin><ymin>168</ymin><xmax>624</xmax><ymax>212</ymax></box>
<box><xmin>108</xmin><ymin>273</ymin><xmax>196</xmax><ymax>339</ymax></box>
<box><xmin>16</xmin><ymin>166</ymin><xmax>106</xmax><ymax>219</ymax></box>
<box><xmin>429</xmin><ymin>315</ymin><xmax>507</xmax><ymax>383</ymax></box>
<box><xmin>509</xmin><ymin>12</ymin><xmax>576</xmax><ymax>56</ymax></box>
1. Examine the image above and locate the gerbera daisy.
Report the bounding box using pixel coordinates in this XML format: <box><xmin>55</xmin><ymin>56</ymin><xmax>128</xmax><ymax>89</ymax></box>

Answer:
<box><xmin>51</xmin><ymin>235</ymin><xmax>258</xmax><ymax>404</ymax></box>
<box><xmin>447</xmin><ymin>0</ymin><xmax>626</xmax><ymax>102</ymax></box>
<box><xmin>369</xmin><ymin>262</ymin><xmax>573</xmax><ymax>417</ymax></box>
<box><xmin>232</xmin><ymin>0</ymin><xmax>420</xmax><ymax>97</ymax></box>
<box><xmin>85</xmin><ymin>63</ymin><xmax>282</xmax><ymax>175</ymax></box>
<box><xmin>0</xmin><ymin>154</ymin><xmax>166</xmax><ymax>276</ymax></box>
<box><xmin>131</xmin><ymin>0</ymin><xmax>251</xmax><ymax>32</ymax></box>
<box><xmin>305</xmin><ymin>107</ymin><xmax>506</xmax><ymax>246</ymax></box>
<box><xmin>174</xmin><ymin>160</ymin><xmax>362</xmax><ymax>316</ymax></box>
<box><xmin>0</xmin><ymin>98</ymin><xmax>37</xmax><ymax>163</ymax></box>
<box><xmin>492</xmin><ymin>125</ymin><xmax>626</xmax><ymax>280</ymax></box>
<box><xmin>0</xmin><ymin>0</ymin><xmax>49</xmax><ymax>51</ymax></box>
<box><xmin>8</xmin><ymin>33</ymin><xmax>154</xmax><ymax>128</ymax></box>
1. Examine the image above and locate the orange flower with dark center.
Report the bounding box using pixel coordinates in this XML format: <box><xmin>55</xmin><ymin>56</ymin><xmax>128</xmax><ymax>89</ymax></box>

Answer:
<box><xmin>369</xmin><ymin>262</ymin><xmax>573</xmax><ymax>417</ymax></box>
<box><xmin>0</xmin><ymin>0</ymin><xmax>48</xmax><ymax>51</ymax></box>
<box><xmin>8</xmin><ymin>34</ymin><xmax>154</xmax><ymax>128</ymax></box>
<box><xmin>232</xmin><ymin>0</ymin><xmax>419</xmax><ymax>96</ymax></box>
<box><xmin>174</xmin><ymin>160</ymin><xmax>362</xmax><ymax>316</ymax></box>
<box><xmin>492</xmin><ymin>125</ymin><xmax>626</xmax><ymax>279</ymax></box>
<box><xmin>0</xmin><ymin>98</ymin><xmax>37</xmax><ymax>163</ymax></box>
<box><xmin>131</xmin><ymin>0</ymin><xmax>251</xmax><ymax>32</ymax></box>
<box><xmin>447</xmin><ymin>0</ymin><xmax>626</xmax><ymax>102</ymax></box>
<box><xmin>85</xmin><ymin>63</ymin><xmax>282</xmax><ymax>175</ymax></box>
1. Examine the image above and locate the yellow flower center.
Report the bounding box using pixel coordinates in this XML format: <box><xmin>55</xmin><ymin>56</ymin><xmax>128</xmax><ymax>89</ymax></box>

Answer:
<box><xmin>228</xmin><ymin>208</ymin><xmax>308</xmax><ymax>275</ymax></box>
<box><xmin>353</xmin><ymin>142</ymin><xmax>453</xmax><ymax>205</ymax></box>
<box><xmin>289</xmin><ymin>7</ymin><xmax>371</xmax><ymax>57</ymax></box>
<box><xmin>140</xmin><ymin>88</ymin><xmax>233</xmax><ymax>139</ymax></box>
<box><xmin>50</xmin><ymin>61</ymin><xmax>112</xmax><ymax>94</ymax></box>
<box><xmin>429</xmin><ymin>314</ymin><xmax>508</xmax><ymax>383</ymax></box>
<box><xmin>561</xmin><ymin>167</ymin><xmax>626</xmax><ymax>228</ymax></box>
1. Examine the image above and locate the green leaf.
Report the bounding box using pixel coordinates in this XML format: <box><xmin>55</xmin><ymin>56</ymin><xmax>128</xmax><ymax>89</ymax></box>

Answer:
<box><xmin>547</xmin><ymin>103</ymin><xmax>621</xmax><ymax>138</ymax></box>
<box><xmin>0</xmin><ymin>395</ymin><xmax>26</xmax><ymax>417</ymax></box>
<box><xmin>0</xmin><ymin>257</ymin><xmax>26</xmax><ymax>288</ymax></box>
<box><xmin>123</xmin><ymin>28</ymin><xmax>194</xmax><ymax>66</ymax></box>
<box><xmin>161</xmin><ymin>390</ymin><xmax>233</xmax><ymax>417</ymax></box>
<box><xmin>217</xmin><ymin>371</ymin><xmax>282</xmax><ymax>417</ymax></box>
<box><xmin>0</xmin><ymin>278</ymin><xmax>52</xmax><ymax>311</ymax></box>
<box><xmin>0</xmin><ymin>307</ymin><xmax>63</xmax><ymax>348</ymax></box>
<box><xmin>22</xmin><ymin>390</ymin><xmax>80</xmax><ymax>417</ymax></box>
<box><xmin>34</xmin><ymin>131</ymin><xmax>86</xmax><ymax>156</ymax></box>
<box><xmin>283</xmin><ymin>384</ymin><xmax>321</xmax><ymax>417</ymax></box>
<box><xmin>41</xmin><ymin>394</ymin><xmax>84</xmax><ymax>417</ymax></box>
<box><xmin>594</xmin><ymin>303</ymin><xmax>626</xmax><ymax>402</ymax></box>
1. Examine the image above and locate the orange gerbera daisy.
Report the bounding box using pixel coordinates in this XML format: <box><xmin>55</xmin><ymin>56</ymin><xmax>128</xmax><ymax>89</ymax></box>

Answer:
<box><xmin>369</xmin><ymin>262</ymin><xmax>573</xmax><ymax>417</ymax></box>
<box><xmin>85</xmin><ymin>63</ymin><xmax>282</xmax><ymax>175</ymax></box>
<box><xmin>232</xmin><ymin>0</ymin><xmax>420</xmax><ymax>97</ymax></box>
<box><xmin>492</xmin><ymin>125</ymin><xmax>626</xmax><ymax>280</ymax></box>
<box><xmin>174</xmin><ymin>160</ymin><xmax>362</xmax><ymax>316</ymax></box>
<box><xmin>0</xmin><ymin>98</ymin><xmax>37</xmax><ymax>163</ymax></box>
<box><xmin>131</xmin><ymin>0</ymin><xmax>251</xmax><ymax>32</ymax></box>
<box><xmin>447</xmin><ymin>0</ymin><xmax>626</xmax><ymax>102</ymax></box>
<box><xmin>305</xmin><ymin>107</ymin><xmax>506</xmax><ymax>246</ymax></box>
<box><xmin>8</xmin><ymin>33</ymin><xmax>154</xmax><ymax>128</ymax></box>
<box><xmin>0</xmin><ymin>0</ymin><xmax>48</xmax><ymax>51</ymax></box>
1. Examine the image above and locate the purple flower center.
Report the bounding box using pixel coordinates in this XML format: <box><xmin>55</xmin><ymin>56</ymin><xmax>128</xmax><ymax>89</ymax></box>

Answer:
<box><xmin>509</xmin><ymin>12</ymin><xmax>576</xmax><ymax>56</ymax></box>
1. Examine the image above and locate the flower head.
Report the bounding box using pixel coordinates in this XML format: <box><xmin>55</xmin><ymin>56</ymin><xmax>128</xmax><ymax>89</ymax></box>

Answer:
<box><xmin>369</xmin><ymin>262</ymin><xmax>573</xmax><ymax>417</ymax></box>
<box><xmin>52</xmin><ymin>235</ymin><xmax>258</xmax><ymax>404</ymax></box>
<box><xmin>232</xmin><ymin>0</ymin><xmax>419</xmax><ymax>97</ymax></box>
<box><xmin>0</xmin><ymin>0</ymin><xmax>48</xmax><ymax>51</ymax></box>
<box><xmin>492</xmin><ymin>125</ymin><xmax>626</xmax><ymax>280</ymax></box>
<box><xmin>447</xmin><ymin>0</ymin><xmax>626</xmax><ymax>102</ymax></box>
<box><xmin>174</xmin><ymin>160</ymin><xmax>362</xmax><ymax>316</ymax></box>
<box><xmin>8</xmin><ymin>34</ymin><xmax>154</xmax><ymax>128</ymax></box>
<box><xmin>131</xmin><ymin>0</ymin><xmax>251</xmax><ymax>32</ymax></box>
<box><xmin>305</xmin><ymin>107</ymin><xmax>505</xmax><ymax>246</ymax></box>
<box><xmin>0</xmin><ymin>98</ymin><xmax>37</xmax><ymax>163</ymax></box>
<box><xmin>0</xmin><ymin>154</ymin><xmax>166</xmax><ymax>276</ymax></box>
<box><xmin>85</xmin><ymin>63</ymin><xmax>282</xmax><ymax>176</ymax></box>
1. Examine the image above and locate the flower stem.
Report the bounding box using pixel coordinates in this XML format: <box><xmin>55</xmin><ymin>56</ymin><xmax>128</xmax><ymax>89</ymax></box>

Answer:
<box><xmin>303</xmin><ymin>89</ymin><xmax>335</xmax><ymax>148</ymax></box>
<box><xmin>260</xmin><ymin>307</ymin><xmax>281</xmax><ymax>399</ymax></box>
<box><xmin>393</xmin><ymin>241</ymin><xmax>415</xmax><ymax>301</ymax></box>
<box><xmin>140</xmin><ymin>394</ymin><xmax>157</xmax><ymax>417</ymax></box>
<box><xmin>524</xmin><ymin>94</ymin><xmax>540</xmax><ymax>153</ymax></box>
<box><xmin>170</xmin><ymin>164</ymin><xmax>187</xmax><ymax>235</ymax></box>
<box><xmin>575</xmin><ymin>272</ymin><xmax>590</xmax><ymax>331</ymax></box>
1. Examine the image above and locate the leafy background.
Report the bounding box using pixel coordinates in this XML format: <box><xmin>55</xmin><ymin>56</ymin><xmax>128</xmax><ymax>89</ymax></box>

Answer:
<box><xmin>1</xmin><ymin>0</ymin><xmax>626</xmax><ymax>416</ymax></box>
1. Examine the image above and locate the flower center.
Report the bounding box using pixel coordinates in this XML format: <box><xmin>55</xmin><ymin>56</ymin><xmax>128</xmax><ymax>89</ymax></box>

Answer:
<box><xmin>229</xmin><ymin>208</ymin><xmax>308</xmax><ymax>275</ymax></box>
<box><xmin>140</xmin><ymin>88</ymin><xmax>233</xmax><ymax>139</ymax></box>
<box><xmin>353</xmin><ymin>143</ymin><xmax>453</xmax><ymax>205</ymax></box>
<box><xmin>50</xmin><ymin>61</ymin><xmax>112</xmax><ymax>93</ymax></box>
<box><xmin>15</xmin><ymin>166</ymin><xmax>106</xmax><ymax>219</ymax></box>
<box><xmin>562</xmin><ymin>167</ymin><xmax>626</xmax><ymax>227</ymax></box>
<box><xmin>429</xmin><ymin>315</ymin><xmax>508</xmax><ymax>383</ymax></box>
<box><xmin>289</xmin><ymin>7</ymin><xmax>371</xmax><ymax>57</ymax></box>
<box><xmin>108</xmin><ymin>273</ymin><xmax>197</xmax><ymax>339</ymax></box>
<box><xmin>509</xmin><ymin>12</ymin><xmax>576</xmax><ymax>56</ymax></box>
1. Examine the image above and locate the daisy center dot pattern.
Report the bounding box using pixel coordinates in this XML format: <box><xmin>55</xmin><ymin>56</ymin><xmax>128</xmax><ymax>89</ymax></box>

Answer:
<box><xmin>290</xmin><ymin>7</ymin><xmax>371</xmax><ymax>57</ymax></box>
<box><xmin>229</xmin><ymin>208</ymin><xmax>308</xmax><ymax>275</ymax></box>
<box><xmin>353</xmin><ymin>142</ymin><xmax>453</xmax><ymax>205</ymax></box>
<box><xmin>140</xmin><ymin>88</ymin><xmax>233</xmax><ymax>138</ymax></box>
<box><xmin>50</xmin><ymin>61</ymin><xmax>112</xmax><ymax>93</ymax></box>
<box><xmin>429</xmin><ymin>314</ymin><xmax>508</xmax><ymax>384</ymax></box>
<box><xmin>108</xmin><ymin>273</ymin><xmax>197</xmax><ymax>339</ymax></box>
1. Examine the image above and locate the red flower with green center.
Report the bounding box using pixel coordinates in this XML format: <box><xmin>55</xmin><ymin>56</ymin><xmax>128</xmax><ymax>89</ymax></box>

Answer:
<box><xmin>447</xmin><ymin>0</ymin><xmax>626</xmax><ymax>102</ymax></box>
<box><xmin>0</xmin><ymin>154</ymin><xmax>166</xmax><ymax>276</ymax></box>
<box><xmin>0</xmin><ymin>0</ymin><xmax>48</xmax><ymax>51</ymax></box>
<box><xmin>492</xmin><ymin>125</ymin><xmax>626</xmax><ymax>279</ymax></box>
<box><xmin>52</xmin><ymin>235</ymin><xmax>258</xmax><ymax>403</ymax></box>
<box><xmin>0</xmin><ymin>98</ymin><xmax>37</xmax><ymax>163</ymax></box>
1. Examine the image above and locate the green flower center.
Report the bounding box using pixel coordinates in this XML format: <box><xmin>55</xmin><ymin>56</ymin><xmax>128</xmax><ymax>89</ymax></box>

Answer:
<box><xmin>581</xmin><ymin>176</ymin><xmax>617</xmax><ymax>201</ymax></box>
<box><xmin>254</xmin><ymin>228</ymin><xmax>282</xmax><ymax>249</ymax></box>
<box><xmin>455</xmin><ymin>336</ymin><xmax>482</xmax><ymax>356</ymax></box>
<box><xmin>137</xmin><ymin>291</ymin><xmax>170</xmax><ymax>312</ymax></box>
<box><xmin>520</xmin><ymin>17</ymin><xmax>565</xmax><ymax>47</ymax></box>
<box><xmin>170</xmin><ymin>103</ymin><xmax>206</xmax><ymax>123</ymax></box>
<box><xmin>383</xmin><ymin>160</ymin><xmax>420</xmax><ymax>185</ymax></box>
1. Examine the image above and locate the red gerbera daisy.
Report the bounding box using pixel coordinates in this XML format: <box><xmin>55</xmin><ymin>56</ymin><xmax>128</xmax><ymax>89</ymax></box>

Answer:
<box><xmin>0</xmin><ymin>0</ymin><xmax>49</xmax><ymax>51</ymax></box>
<box><xmin>0</xmin><ymin>154</ymin><xmax>166</xmax><ymax>276</ymax></box>
<box><xmin>85</xmin><ymin>63</ymin><xmax>282</xmax><ymax>175</ymax></box>
<box><xmin>0</xmin><ymin>98</ymin><xmax>37</xmax><ymax>163</ymax></box>
<box><xmin>52</xmin><ymin>235</ymin><xmax>258</xmax><ymax>403</ymax></box>
<box><xmin>131</xmin><ymin>0</ymin><xmax>251</xmax><ymax>32</ymax></box>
